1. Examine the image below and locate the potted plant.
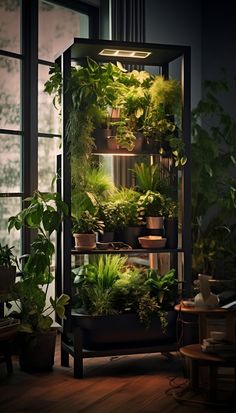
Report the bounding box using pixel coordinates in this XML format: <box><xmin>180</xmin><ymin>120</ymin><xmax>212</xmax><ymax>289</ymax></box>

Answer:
<box><xmin>45</xmin><ymin>60</ymin><xmax>186</xmax><ymax>162</ymax></box>
<box><xmin>72</xmin><ymin>254</ymin><xmax>178</xmax><ymax>350</ymax></box>
<box><xmin>72</xmin><ymin>210</ymin><xmax>105</xmax><ymax>250</ymax></box>
<box><xmin>0</xmin><ymin>243</ymin><xmax>17</xmax><ymax>294</ymax></box>
<box><xmin>97</xmin><ymin>202</ymin><xmax>119</xmax><ymax>243</ymax></box>
<box><xmin>106</xmin><ymin>188</ymin><xmax>145</xmax><ymax>247</ymax></box>
<box><xmin>137</xmin><ymin>190</ymin><xmax>165</xmax><ymax>232</ymax></box>
<box><xmin>7</xmin><ymin>191</ymin><xmax>70</xmax><ymax>372</ymax></box>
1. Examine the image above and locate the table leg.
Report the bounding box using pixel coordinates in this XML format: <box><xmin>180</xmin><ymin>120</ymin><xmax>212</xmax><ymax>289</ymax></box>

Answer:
<box><xmin>208</xmin><ymin>365</ymin><xmax>217</xmax><ymax>400</ymax></box>
<box><xmin>198</xmin><ymin>314</ymin><xmax>208</xmax><ymax>343</ymax></box>
<box><xmin>189</xmin><ymin>359</ymin><xmax>199</xmax><ymax>389</ymax></box>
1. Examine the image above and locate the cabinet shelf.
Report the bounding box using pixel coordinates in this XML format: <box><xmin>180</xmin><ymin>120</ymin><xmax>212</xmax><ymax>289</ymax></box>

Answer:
<box><xmin>56</xmin><ymin>38</ymin><xmax>191</xmax><ymax>378</ymax></box>
<box><xmin>71</xmin><ymin>248</ymin><xmax>183</xmax><ymax>255</ymax></box>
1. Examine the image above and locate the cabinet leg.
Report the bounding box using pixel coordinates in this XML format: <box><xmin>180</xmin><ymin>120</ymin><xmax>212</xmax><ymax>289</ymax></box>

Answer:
<box><xmin>61</xmin><ymin>334</ymin><xmax>70</xmax><ymax>367</ymax></box>
<box><xmin>74</xmin><ymin>327</ymin><xmax>83</xmax><ymax>378</ymax></box>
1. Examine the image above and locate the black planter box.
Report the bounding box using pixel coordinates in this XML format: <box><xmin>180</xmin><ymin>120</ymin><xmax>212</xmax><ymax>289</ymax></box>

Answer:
<box><xmin>72</xmin><ymin>311</ymin><xmax>177</xmax><ymax>350</ymax></box>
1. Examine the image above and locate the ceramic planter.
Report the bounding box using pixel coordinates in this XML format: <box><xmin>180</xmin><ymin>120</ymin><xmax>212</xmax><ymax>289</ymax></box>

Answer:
<box><xmin>116</xmin><ymin>226</ymin><xmax>146</xmax><ymax>248</ymax></box>
<box><xmin>73</xmin><ymin>233</ymin><xmax>96</xmax><ymax>250</ymax></box>
<box><xmin>146</xmin><ymin>216</ymin><xmax>164</xmax><ymax>229</ymax></box>
<box><xmin>19</xmin><ymin>329</ymin><xmax>57</xmax><ymax>372</ymax></box>
<box><xmin>106</xmin><ymin>133</ymin><xmax>144</xmax><ymax>154</ymax></box>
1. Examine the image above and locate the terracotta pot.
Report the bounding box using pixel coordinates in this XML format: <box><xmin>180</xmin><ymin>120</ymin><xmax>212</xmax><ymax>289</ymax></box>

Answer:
<box><xmin>106</xmin><ymin>133</ymin><xmax>144</xmax><ymax>154</ymax></box>
<box><xmin>73</xmin><ymin>233</ymin><xmax>96</xmax><ymax>250</ymax></box>
<box><xmin>146</xmin><ymin>216</ymin><xmax>164</xmax><ymax>229</ymax></box>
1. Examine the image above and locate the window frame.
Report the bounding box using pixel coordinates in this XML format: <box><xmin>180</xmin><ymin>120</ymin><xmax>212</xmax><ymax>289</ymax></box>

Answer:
<box><xmin>0</xmin><ymin>0</ymin><xmax>99</xmax><ymax>253</ymax></box>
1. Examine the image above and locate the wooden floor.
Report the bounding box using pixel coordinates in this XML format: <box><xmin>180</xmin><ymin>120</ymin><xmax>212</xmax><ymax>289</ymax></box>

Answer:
<box><xmin>0</xmin><ymin>336</ymin><xmax>235</xmax><ymax>413</ymax></box>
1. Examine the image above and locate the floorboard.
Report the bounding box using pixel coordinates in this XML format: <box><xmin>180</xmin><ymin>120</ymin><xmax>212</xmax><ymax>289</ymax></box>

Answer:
<box><xmin>0</xmin><ymin>336</ymin><xmax>234</xmax><ymax>413</ymax></box>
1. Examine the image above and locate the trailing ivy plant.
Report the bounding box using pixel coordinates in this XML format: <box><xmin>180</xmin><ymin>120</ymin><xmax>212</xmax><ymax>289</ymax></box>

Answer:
<box><xmin>191</xmin><ymin>74</ymin><xmax>236</xmax><ymax>278</ymax></box>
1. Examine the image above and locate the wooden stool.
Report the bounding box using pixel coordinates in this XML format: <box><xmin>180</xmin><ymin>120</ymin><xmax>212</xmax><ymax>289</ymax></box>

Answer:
<box><xmin>180</xmin><ymin>343</ymin><xmax>236</xmax><ymax>401</ymax></box>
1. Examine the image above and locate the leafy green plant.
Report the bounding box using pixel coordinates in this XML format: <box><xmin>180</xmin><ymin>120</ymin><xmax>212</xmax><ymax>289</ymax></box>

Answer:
<box><xmin>137</xmin><ymin>190</ymin><xmax>165</xmax><ymax>217</ymax></box>
<box><xmin>191</xmin><ymin>75</ymin><xmax>236</xmax><ymax>277</ymax></box>
<box><xmin>0</xmin><ymin>243</ymin><xmax>16</xmax><ymax>268</ymax></box>
<box><xmin>108</xmin><ymin>188</ymin><xmax>144</xmax><ymax>228</ymax></box>
<box><xmin>71</xmin><ymin>164</ymin><xmax>115</xmax><ymax>217</ymax></box>
<box><xmin>44</xmin><ymin>60</ymin><xmax>186</xmax><ymax>164</ymax></box>
<box><xmin>7</xmin><ymin>191</ymin><xmax>70</xmax><ymax>333</ymax></box>
<box><xmin>72</xmin><ymin>255</ymin><xmax>177</xmax><ymax>331</ymax></box>
<box><xmin>98</xmin><ymin>202</ymin><xmax>120</xmax><ymax>232</ymax></box>
<box><xmin>72</xmin><ymin>210</ymin><xmax>104</xmax><ymax>234</ymax></box>
<box><xmin>73</xmin><ymin>254</ymin><xmax>127</xmax><ymax>314</ymax></box>
<box><xmin>163</xmin><ymin>197</ymin><xmax>178</xmax><ymax>219</ymax></box>
<box><xmin>132</xmin><ymin>162</ymin><xmax>172</xmax><ymax>196</ymax></box>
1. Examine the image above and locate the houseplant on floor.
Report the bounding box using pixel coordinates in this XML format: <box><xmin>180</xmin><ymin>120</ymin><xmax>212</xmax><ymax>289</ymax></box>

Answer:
<box><xmin>7</xmin><ymin>190</ymin><xmax>70</xmax><ymax>372</ymax></box>
<box><xmin>0</xmin><ymin>243</ymin><xmax>17</xmax><ymax>294</ymax></box>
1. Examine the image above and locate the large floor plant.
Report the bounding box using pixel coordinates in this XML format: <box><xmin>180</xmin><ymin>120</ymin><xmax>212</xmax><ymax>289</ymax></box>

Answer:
<box><xmin>7</xmin><ymin>191</ymin><xmax>70</xmax><ymax>371</ymax></box>
<box><xmin>191</xmin><ymin>75</ymin><xmax>236</xmax><ymax>279</ymax></box>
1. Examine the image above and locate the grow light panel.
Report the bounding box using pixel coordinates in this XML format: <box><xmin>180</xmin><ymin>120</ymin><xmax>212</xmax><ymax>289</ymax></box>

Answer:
<box><xmin>99</xmin><ymin>49</ymin><xmax>151</xmax><ymax>59</ymax></box>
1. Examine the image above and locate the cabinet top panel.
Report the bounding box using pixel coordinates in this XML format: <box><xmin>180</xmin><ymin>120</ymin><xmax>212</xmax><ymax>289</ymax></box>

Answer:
<box><xmin>55</xmin><ymin>38</ymin><xmax>190</xmax><ymax>66</ymax></box>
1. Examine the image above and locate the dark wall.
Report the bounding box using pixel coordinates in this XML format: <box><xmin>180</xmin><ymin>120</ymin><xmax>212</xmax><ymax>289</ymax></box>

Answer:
<box><xmin>202</xmin><ymin>1</ymin><xmax>236</xmax><ymax>116</ymax></box>
<box><xmin>145</xmin><ymin>0</ymin><xmax>202</xmax><ymax>109</ymax></box>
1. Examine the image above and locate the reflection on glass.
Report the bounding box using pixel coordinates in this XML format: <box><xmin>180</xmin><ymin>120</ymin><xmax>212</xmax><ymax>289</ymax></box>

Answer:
<box><xmin>0</xmin><ymin>134</ymin><xmax>21</xmax><ymax>192</ymax></box>
<box><xmin>38</xmin><ymin>136</ymin><xmax>61</xmax><ymax>192</ymax></box>
<box><xmin>0</xmin><ymin>0</ymin><xmax>20</xmax><ymax>53</ymax></box>
<box><xmin>38</xmin><ymin>64</ymin><xmax>61</xmax><ymax>134</ymax></box>
<box><xmin>0</xmin><ymin>56</ymin><xmax>21</xmax><ymax>130</ymax></box>
<box><xmin>39</xmin><ymin>1</ymin><xmax>89</xmax><ymax>61</ymax></box>
<box><xmin>0</xmin><ymin>196</ymin><xmax>21</xmax><ymax>256</ymax></box>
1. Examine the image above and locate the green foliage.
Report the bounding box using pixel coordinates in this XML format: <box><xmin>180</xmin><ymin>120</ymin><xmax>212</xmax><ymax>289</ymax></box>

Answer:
<box><xmin>44</xmin><ymin>59</ymin><xmax>186</xmax><ymax>165</ymax></box>
<box><xmin>191</xmin><ymin>75</ymin><xmax>236</xmax><ymax>277</ymax></box>
<box><xmin>98</xmin><ymin>202</ymin><xmax>121</xmax><ymax>232</ymax></box>
<box><xmin>132</xmin><ymin>162</ymin><xmax>172</xmax><ymax>196</ymax></box>
<box><xmin>108</xmin><ymin>188</ymin><xmax>144</xmax><ymax>228</ymax></box>
<box><xmin>72</xmin><ymin>210</ymin><xmax>104</xmax><ymax>234</ymax></box>
<box><xmin>7</xmin><ymin>191</ymin><xmax>70</xmax><ymax>333</ymax></box>
<box><xmin>0</xmin><ymin>243</ymin><xmax>16</xmax><ymax>268</ymax></box>
<box><xmin>71</xmin><ymin>163</ymin><xmax>115</xmax><ymax>218</ymax></box>
<box><xmin>163</xmin><ymin>197</ymin><xmax>178</xmax><ymax>219</ymax></box>
<box><xmin>72</xmin><ymin>255</ymin><xmax>177</xmax><ymax>330</ymax></box>
<box><xmin>137</xmin><ymin>190</ymin><xmax>165</xmax><ymax>217</ymax></box>
<box><xmin>73</xmin><ymin>255</ymin><xmax>127</xmax><ymax>315</ymax></box>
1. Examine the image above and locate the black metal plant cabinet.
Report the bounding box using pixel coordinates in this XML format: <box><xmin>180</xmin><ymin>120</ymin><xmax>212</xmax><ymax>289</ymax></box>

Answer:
<box><xmin>55</xmin><ymin>38</ymin><xmax>191</xmax><ymax>378</ymax></box>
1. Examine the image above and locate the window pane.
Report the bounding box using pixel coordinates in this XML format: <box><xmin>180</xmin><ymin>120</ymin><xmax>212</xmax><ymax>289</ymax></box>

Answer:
<box><xmin>0</xmin><ymin>134</ymin><xmax>21</xmax><ymax>192</ymax></box>
<box><xmin>39</xmin><ymin>1</ymin><xmax>89</xmax><ymax>61</ymax></box>
<box><xmin>0</xmin><ymin>0</ymin><xmax>20</xmax><ymax>53</ymax></box>
<box><xmin>0</xmin><ymin>56</ymin><xmax>21</xmax><ymax>130</ymax></box>
<box><xmin>0</xmin><ymin>196</ymin><xmax>21</xmax><ymax>256</ymax></box>
<box><xmin>38</xmin><ymin>136</ymin><xmax>61</xmax><ymax>192</ymax></box>
<box><xmin>38</xmin><ymin>64</ymin><xmax>61</xmax><ymax>134</ymax></box>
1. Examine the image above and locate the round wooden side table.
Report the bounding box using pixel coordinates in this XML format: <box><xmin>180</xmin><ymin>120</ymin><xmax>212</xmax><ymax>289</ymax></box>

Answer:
<box><xmin>175</xmin><ymin>303</ymin><xmax>236</xmax><ymax>343</ymax></box>
<box><xmin>180</xmin><ymin>343</ymin><xmax>236</xmax><ymax>401</ymax></box>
